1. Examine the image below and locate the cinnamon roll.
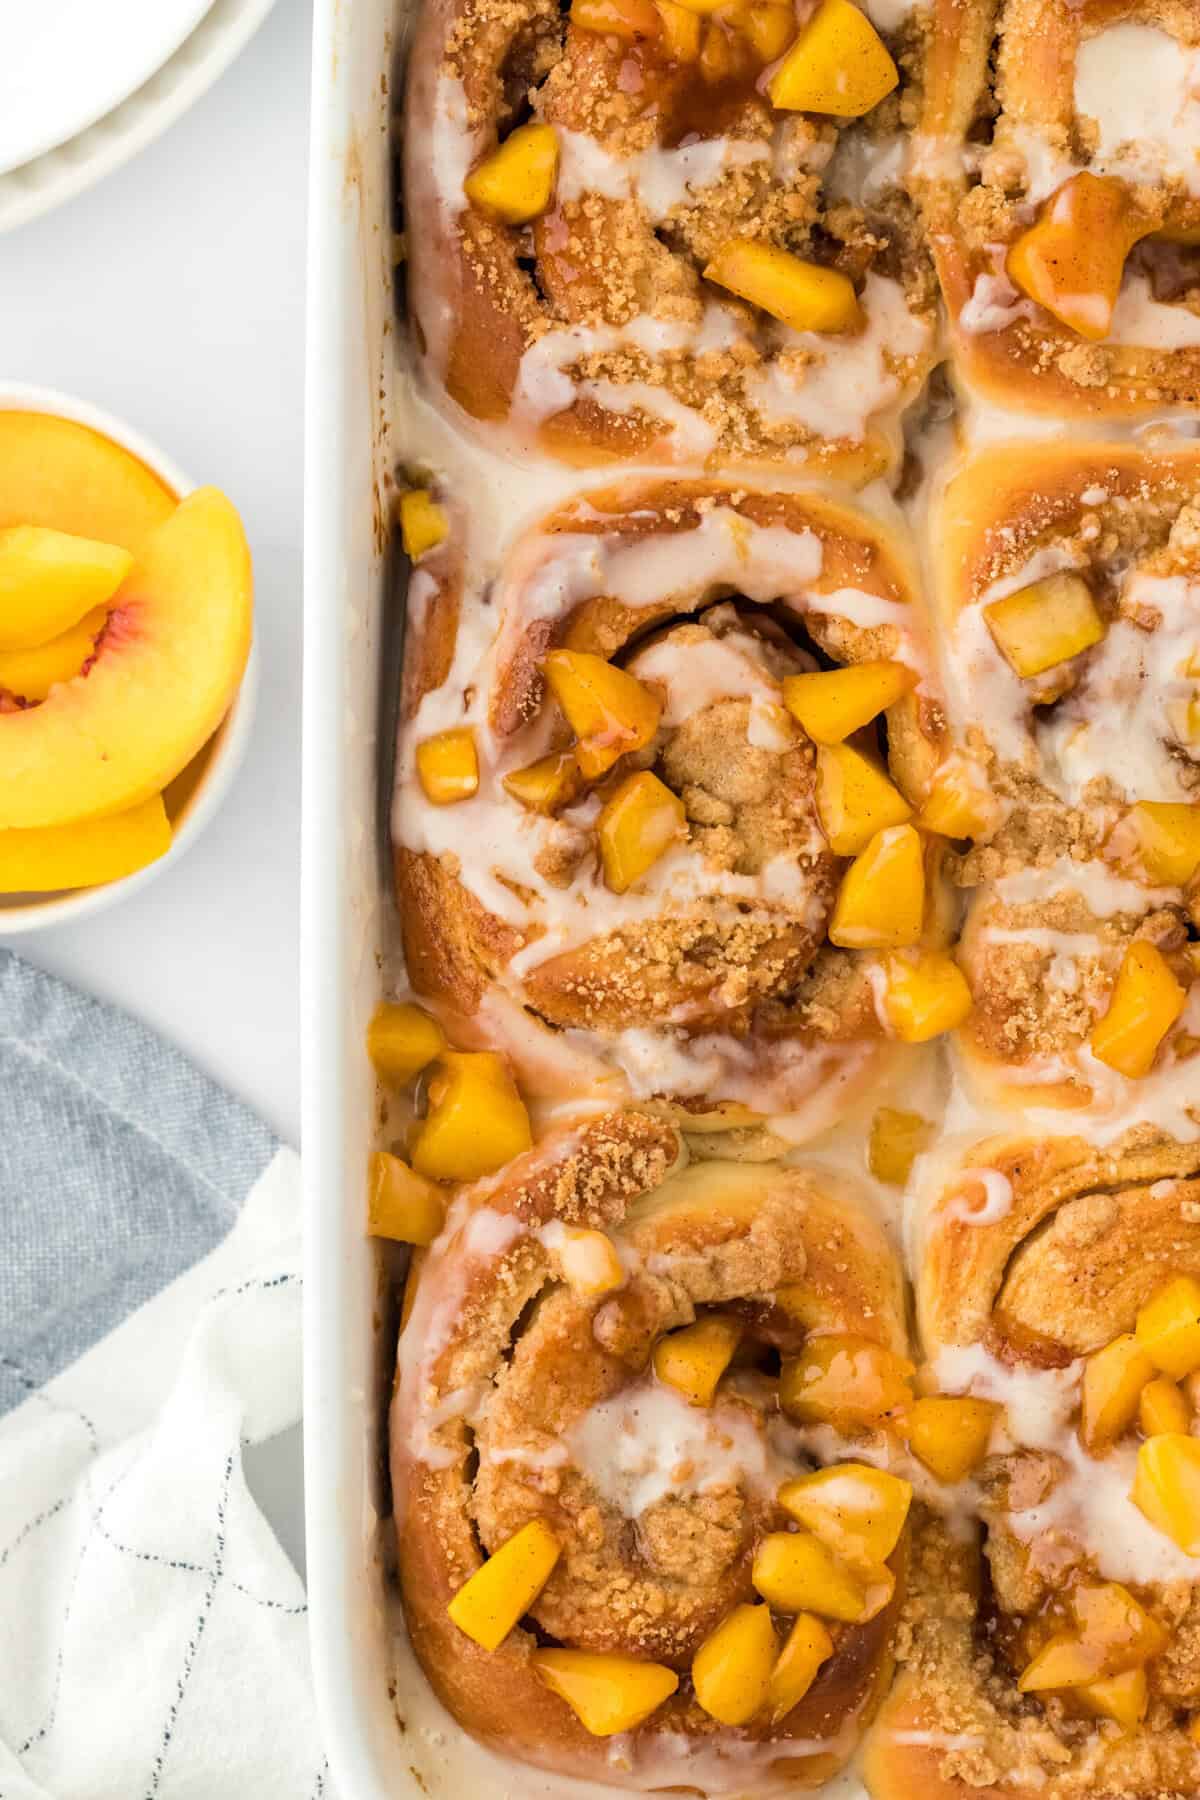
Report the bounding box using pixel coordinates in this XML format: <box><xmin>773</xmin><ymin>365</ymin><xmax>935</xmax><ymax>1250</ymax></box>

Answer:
<box><xmin>391</xmin><ymin>1109</ymin><xmax>915</xmax><ymax>1789</ymax></box>
<box><xmin>392</xmin><ymin>478</ymin><xmax>955</xmax><ymax>1123</ymax></box>
<box><xmin>866</xmin><ymin>1131</ymin><xmax>1200</xmax><ymax>1799</ymax></box>
<box><xmin>405</xmin><ymin>0</ymin><xmax>937</xmax><ymax>475</ymax></box>
<box><xmin>913</xmin><ymin>0</ymin><xmax>1200</xmax><ymax>414</ymax></box>
<box><xmin>928</xmin><ymin>443</ymin><xmax>1200</xmax><ymax>1123</ymax></box>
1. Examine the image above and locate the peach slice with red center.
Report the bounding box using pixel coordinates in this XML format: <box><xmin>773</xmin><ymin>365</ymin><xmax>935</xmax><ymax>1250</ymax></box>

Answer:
<box><xmin>0</xmin><ymin>487</ymin><xmax>252</xmax><ymax>829</ymax></box>
<box><xmin>0</xmin><ymin>527</ymin><xmax>132</xmax><ymax>651</ymax></box>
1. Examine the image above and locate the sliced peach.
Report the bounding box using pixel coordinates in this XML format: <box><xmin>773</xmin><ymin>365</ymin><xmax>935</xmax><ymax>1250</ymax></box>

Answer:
<box><xmin>0</xmin><ymin>794</ymin><xmax>171</xmax><ymax>893</ymax></box>
<box><xmin>705</xmin><ymin>240</ymin><xmax>863</xmax><ymax>334</ymax></box>
<box><xmin>984</xmin><ymin>572</ymin><xmax>1105</xmax><ymax>679</ymax></box>
<box><xmin>828</xmin><ymin>823</ymin><xmax>925</xmax><ymax>949</ymax></box>
<box><xmin>367</xmin><ymin>1152</ymin><xmax>445</xmax><ymax>1245</ymax></box>
<box><xmin>1006</xmin><ymin>173</ymin><xmax>1154</xmax><ymax>341</ymax></box>
<box><xmin>399</xmin><ymin>489</ymin><xmax>448</xmax><ymax>561</ymax></box>
<box><xmin>0</xmin><ymin>607</ymin><xmax>106</xmax><ymax>702</ymax></box>
<box><xmin>0</xmin><ymin>488</ymin><xmax>252</xmax><ymax>830</ymax></box>
<box><xmin>763</xmin><ymin>1614</ymin><xmax>834</xmax><ymax>1725</ymax></box>
<box><xmin>1089</xmin><ymin>941</ymin><xmax>1186</xmax><ymax>1079</ymax></box>
<box><xmin>882</xmin><ymin>951</ymin><xmax>973</xmax><ymax>1043</ymax></box>
<box><xmin>868</xmin><ymin>1107</ymin><xmax>932</xmax><ymax>1186</ymax></box>
<box><xmin>0</xmin><ymin>411</ymin><xmax>175</xmax><ymax>548</ymax></box>
<box><xmin>533</xmin><ymin>1650</ymin><xmax>678</xmax><ymax>1735</ymax></box>
<box><xmin>464</xmin><ymin>124</ymin><xmax>559</xmax><ymax>225</ymax></box>
<box><xmin>572</xmin><ymin>0</ymin><xmax>663</xmax><ymax>39</ymax></box>
<box><xmin>0</xmin><ymin>526</ymin><xmax>132</xmax><ymax>651</ymax></box>
<box><xmin>542</xmin><ymin>649</ymin><xmax>661</xmax><ymax>779</ymax></box>
<box><xmin>782</xmin><ymin>661</ymin><xmax>914</xmax><ymax>745</ymax></box>
<box><xmin>692</xmin><ymin>1604</ymin><xmax>777</xmax><ymax>1726</ymax></box>
<box><xmin>597</xmin><ymin>770</ymin><xmax>687</xmax><ymax>893</ymax></box>
<box><xmin>1080</xmin><ymin>1333</ymin><xmax>1153</xmax><ymax>1452</ymax></box>
<box><xmin>781</xmin><ymin>1334</ymin><xmax>914</xmax><ymax>1427</ymax></box>
<box><xmin>767</xmin><ymin>0</ymin><xmax>898</xmax><ymax>116</ymax></box>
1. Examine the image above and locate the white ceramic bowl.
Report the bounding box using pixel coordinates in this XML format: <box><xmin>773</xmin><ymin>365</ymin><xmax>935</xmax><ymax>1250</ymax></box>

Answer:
<box><xmin>0</xmin><ymin>381</ymin><xmax>258</xmax><ymax>935</ymax></box>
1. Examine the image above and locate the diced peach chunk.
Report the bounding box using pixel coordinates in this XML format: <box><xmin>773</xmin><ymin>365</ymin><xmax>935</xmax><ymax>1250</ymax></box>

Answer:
<box><xmin>410</xmin><ymin>1051</ymin><xmax>533</xmax><ymax>1181</ymax></box>
<box><xmin>781</xmin><ymin>1334</ymin><xmax>914</xmax><ymax>1427</ymax></box>
<box><xmin>503</xmin><ymin>749</ymin><xmax>582</xmax><ymax>815</ymax></box>
<box><xmin>753</xmin><ymin>1530</ymin><xmax>893</xmax><ymax>1623</ymax></box>
<box><xmin>868</xmin><ymin>1107</ymin><xmax>932</xmax><ymax>1186</ymax></box>
<box><xmin>399</xmin><ymin>489</ymin><xmax>448</xmax><ymax>561</ymax></box>
<box><xmin>532</xmin><ymin>1650</ymin><xmax>679</xmax><ymax>1735</ymax></box>
<box><xmin>416</xmin><ymin>727</ymin><xmax>479</xmax><ymax>805</ymax></box>
<box><xmin>1020</xmin><ymin>1583</ymin><xmax>1165</xmax><ymax>1691</ymax></box>
<box><xmin>916</xmin><ymin>755</ymin><xmax>996</xmax><ymax>840</ymax></box>
<box><xmin>0</xmin><ymin>794</ymin><xmax>171</xmax><ymax>894</ymax></box>
<box><xmin>815</xmin><ymin>742</ymin><xmax>913</xmax><ymax>856</ymax></box>
<box><xmin>1078</xmin><ymin>1667</ymin><xmax>1148</xmax><ymax>1732</ymax></box>
<box><xmin>782</xmin><ymin>661</ymin><xmax>914</xmax><ymax>745</ymax></box>
<box><xmin>1139</xmin><ymin>1377</ymin><xmax>1190</xmax><ymax>1439</ymax></box>
<box><xmin>905</xmin><ymin>1396</ymin><xmax>998</xmax><ymax>1483</ymax></box>
<box><xmin>984</xmin><ymin>572</ymin><xmax>1106</xmax><ymax>679</ymax></box>
<box><xmin>597</xmin><ymin>770</ymin><xmax>686</xmax><ymax>893</ymax></box>
<box><xmin>0</xmin><ymin>524</ymin><xmax>132</xmax><ymax>650</ymax></box>
<box><xmin>1136</xmin><ymin>1277</ymin><xmax>1200</xmax><ymax>1379</ymax></box>
<box><xmin>741</xmin><ymin>1</ymin><xmax>796</xmax><ymax>59</ymax></box>
<box><xmin>766</xmin><ymin>0</ymin><xmax>898</xmax><ymax>115</ymax></box>
<box><xmin>699</xmin><ymin>25</ymin><xmax>754</xmax><ymax>80</ymax></box>
<box><xmin>464</xmin><ymin>123</ymin><xmax>559</xmax><ymax>225</ymax></box>
<box><xmin>828</xmin><ymin>823</ymin><xmax>925</xmax><ymax>949</ymax></box>
<box><xmin>553</xmin><ymin>1227</ymin><xmax>626</xmax><ymax>1298</ymax></box>
<box><xmin>1122</xmin><ymin>802</ymin><xmax>1200</xmax><ymax>888</ymax></box>
<box><xmin>656</xmin><ymin>0</ymin><xmax>702</xmax><ymax>56</ymax></box>
<box><xmin>367</xmin><ymin>1152</ymin><xmax>446</xmax><ymax>1245</ymax></box>
<box><xmin>1006</xmin><ymin>172</ymin><xmax>1153</xmax><ymax>341</ymax></box>
<box><xmin>653</xmin><ymin>1315</ymin><xmax>742</xmax><ymax>1406</ymax></box>
<box><xmin>1089</xmin><ymin>941</ymin><xmax>1186</xmax><ymax>1079</ymax></box>
<box><xmin>763</xmin><ymin>1614</ymin><xmax>834</xmax><ymax>1725</ymax></box>
<box><xmin>1133</xmin><ymin>1433</ymin><xmax>1200</xmax><ymax>1552</ymax></box>
<box><xmin>882</xmin><ymin>951</ymin><xmax>972</xmax><ymax>1043</ymax></box>
<box><xmin>367</xmin><ymin>1001</ymin><xmax>445</xmax><ymax>1084</ymax></box>
<box><xmin>705</xmin><ymin>240</ymin><xmax>863</xmax><ymax>334</ymax></box>
<box><xmin>0</xmin><ymin>606</ymin><xmax>105</xmax><ymax>702</ymax></box>
<box><xmin>692</xmin><ymin>1603</ymin><xmax>777</xmax><ymax>1726</ymax></box>
<box><xmin>543</xmin><ymin>649</ymin><xmax>662</xmax><ymax>779</ymax></box>
<box><xmin>777</xmin><ymin>1463</ymin><xmax>912</xmax><ymax>1565</ymax></box>
<box><xmin>1080</xmin><ymin>1334</ymin><xmax>1154</xmax><ymax>1452</ymax></box>
<box><xmin>573</xmin><ymin>0</ymin><xmax>663</xmax><ymax>34</ymax></box>
<box><xmin>447</xmin><ymin>1519</ymin><xmax>561</xmax><ymax>1650</ymax></box>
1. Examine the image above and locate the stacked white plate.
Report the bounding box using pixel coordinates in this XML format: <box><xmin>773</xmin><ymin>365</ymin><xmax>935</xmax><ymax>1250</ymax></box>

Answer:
<box><xmin>0</xmin><ymin>0</ymin><xmax>278</xmax><ymax>233</ymax></box>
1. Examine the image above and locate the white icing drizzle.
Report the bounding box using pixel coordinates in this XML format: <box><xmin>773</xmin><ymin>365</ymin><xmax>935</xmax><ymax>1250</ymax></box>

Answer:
<box><xmin>554</xmin><ymin>128</ymin><xmax>770</xmax><ymax>218</ymax></box>
<box><xmin>1074</xmin><ymin>24</ymin><xmax>1200</xmax><ymax>199</ymax></box>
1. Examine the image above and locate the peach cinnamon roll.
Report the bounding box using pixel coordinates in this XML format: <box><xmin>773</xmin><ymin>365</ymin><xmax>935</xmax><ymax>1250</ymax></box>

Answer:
<box><xmin>392</xmin><ymin>479</ymin><xmax>953</xmax><ymax>1120</ymax></box>
<box><xmin>391</xmin><ymin>1109</ymin><xmax>916</xmax><ymax>1789</ymax></box>
<box><xmin>404</xmin><ymin>0</ymin><xmax>937</xmax><ymax>477</ymax></box>
<box><xmin>867</xmin><ymin>1132</ymin><xmax>1200</xmax><ymax>1799</ymax></box>
<box><xmin>913</xmin><ymin>0</ymin><xmax>1200</xmax><ymax>414</ymax></box>
<box><xmin>927</xmin><ymin>444</ymin><xmax>1200</xmax><ymax>1122</ymax></box>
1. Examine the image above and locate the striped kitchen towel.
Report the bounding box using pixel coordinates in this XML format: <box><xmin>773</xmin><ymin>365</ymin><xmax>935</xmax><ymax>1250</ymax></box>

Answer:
<box><xmin>0</xmin><ymin>948</ymin><xmax>327</xmax><ymax>1799</ymax></box>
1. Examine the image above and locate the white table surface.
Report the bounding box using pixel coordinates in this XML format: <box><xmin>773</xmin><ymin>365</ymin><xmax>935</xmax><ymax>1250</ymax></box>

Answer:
<box><xmin>0</xmin><ymin>0</ymin><xmax>313</xmax><ymax>1575</ymax></box>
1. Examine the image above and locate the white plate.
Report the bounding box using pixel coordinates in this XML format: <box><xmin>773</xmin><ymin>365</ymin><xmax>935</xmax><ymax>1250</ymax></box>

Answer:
<box><xmin>0</xmin><ymin>0</ymin><xmax>277</xmax><ymax>234</ymax></box>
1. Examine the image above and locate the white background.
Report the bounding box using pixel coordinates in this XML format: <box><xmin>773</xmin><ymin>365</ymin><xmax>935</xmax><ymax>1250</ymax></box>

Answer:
<box><xmin>0</xmin><ymin>0</ymin><xmax>312</xmax><ymax>1573</ymax></box>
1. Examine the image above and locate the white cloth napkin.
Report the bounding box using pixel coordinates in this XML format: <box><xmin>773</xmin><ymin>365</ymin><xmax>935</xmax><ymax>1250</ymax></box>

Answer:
<box><xmin>0</xmin><ymin>952</ymin><xmax>328</xmax><ymax>1798</ymax></box>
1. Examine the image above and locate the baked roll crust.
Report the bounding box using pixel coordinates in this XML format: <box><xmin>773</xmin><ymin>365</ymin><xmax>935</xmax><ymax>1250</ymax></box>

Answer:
<box><xmin>914</xmin><ymin>0</ymin><xmax>1200</xmax><ymax>413</ymax></box>
<box><xmin>405</xmin><ymin>0</ymin><xmax>937</xmax><ymax>474</ymax></box>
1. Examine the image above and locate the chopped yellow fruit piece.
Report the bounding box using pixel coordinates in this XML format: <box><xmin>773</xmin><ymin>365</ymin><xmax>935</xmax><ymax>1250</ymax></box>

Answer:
<box><xmin>777</xmin><ymin>1463</ymin><xmax>912</xmax><ymax>1565</ymax></box>
<box><xmin>0</xmin><ymin>524</ymin><xmax>132</xmax><ymax>650</ymax></box>
<box><xmin>741</xmin><ymin>1</ymin><xmax>795</xmax><ymax>59</ymax></box>
<box><xmin>398</xmin><ymin>489</ymin><xmax>447</xmax><ymax>561</ymax></box>
<box><xmin>448</xmin><ymin>1519</ymin><xmax>561</xmax><ymax>1650</ymax></box>
<box><xmin>1139</xmin><ymin>1377</ymin><xmax>1190</xmax><ymax>1438</ymax></box>
<box><xmin>763</xmin><ymin>1614</ymin><xmax>834</xmax><ymax>1725</ymax></box>
<box><xmin>767</xmin><ymin>0</ymin><xmax>897</xmax><ymax>115</ymax></box>
<box><xmin>1137</xmin><ymin>1277</ymin><xmax>1200</xmax><ymax>1379</ymax></box>
<box><xmin>692</xmin><ymin>1603</ymin><xmax>777</xmax><ymax>1726</ymax></box>
<box><xmin>1090</xmin><ymin>941</ymin><xmax>1186</xmax><ymax>1079</ymax></box>
<box><xmin>781</xmin><ymin>1334</ymin><xmax>914</xmax><ymax>1428</ymax></box>
<box><xmin>1078</xmin><ymin>1667</ymin><xmax>1148</xmax><ymax>1732</ymax></box>
<box><xmin>1007</xmin><ymin>172</ymin><xmax>1153</xmax><ymax>341</ymax></box>
<box><xmin>0</xmin><ymin>605</ymin><xmax>105</xmax><ymax>701</ymax></box>
<box><xmin>1123</xmin><ymin>802</ymin><xmax>1200</xmax><ymax>888</ymax></box>
<box><xmin>829</xmin><ymin>823</ymin><xmax>925</xmax><ymax>949</ymax></box>
<box><xmin>868</xmin><ymin>1107</ymin><xmax>931</xmax><ymax>1186</ymax></box>
<box><xmin>367</xmin><ymin>1152</ymin><xmax>445</xmax><ymax>1245</ymax></box>
<box><xmin>411</xmin><ymin>1051</ymin><xmax>533</xmax><ymax>1182</ymax></box>
<box><xmin>753</xmin><ymin>1530</ymin><xmax>893</xmax><ymax>1623</ymax></box>
<box><xmin>463</xmin><ymin>123</ymin><xmax>559</xmax><ymax>225</ymax></box>
<box><xmin>573</xmin><ymin>0</ymin><xmax>664</xmax><ymax>37</ymax></box>
<box><xmin>916</xmin><ymin>755</ymin><xmax>996</xmax><ymax>839</ymax></box>
<box><xmin>661</xmin><ymin>0</ymin><xmax>727</xmax><ymax>16</ymax></box>
<box><xmin>1021</xmin><ymin>1584</ymin><xmax>1165</xmax><ymax>1691</ymax></box>
<box><xmin>656</xmin><ymin>0</ymin><xmax>703</xmax><ymax>56</ymax></box>
<box><xmin>882</xmin><ymin>951</ymin><xmax>972</xmax><ymax>1044</ymax></box>
<box><xmin>502</xmin><ymin>749</ymin><xmax>582</xmax><ymax>815</ymax></box>
<box><xmin>1019</xmin><ymin>1632</ymin><xmax>1104</xmax><ymax>1693</ymax></box>
<box><xmin>416</xmin><ymin>727</ymin><xmax>479</xmax><ymax>805</ymax></box>
<box><xmin>984</xmin><ymin>571</ymin><xmax>1106</xmax><ymax>679</ymax></box>
<box><xmin>815</xmin><ymin>742</ymin><xmax>913</xmax><ymax>856</ymax></box>
<box><xmin>781</xmin><ymin>661</ymin><xmax>914</xmax><ymax>746</ymax></box>
<box><xmin>653</xmin><ymin>1315</ymin><xmax>742</xmax><ymax>1406</ymax></box>
<box><xmin>552</xmin><ymin>1226</ymin><xmax>626</xmax><ymax>1298</ymax></box>
<box><xmin>0</xmin><ymin>794</ymin><xmax>171</xmax><ymax>894</ymax></box>
<box><xmin>367</xmin><ymin>1001</ymin><xmax>445</xmax><ymax>1085</ymax></box>
<box><xmin>543</xmin><ymin>649</ymin><xmax>662</xmax><ymax>779</ymax></box>
<box><xmin>699</xmin><ymin>21</ymin><xmax>756</xmax><ymax>80</ymax></box>
<box><xmin>905</xmin><ymin>1396</ymin><xmax>997</xmax><ymax>1483</ymax></box>
<box><xmin>704</xmin><ymin>239</ymin><xmax>863</xmax><ymax>334</ymax></box>
<box><xmin>1081</xmin><ymin>1333</ymin><xmax>1155</xmax><ymax>1452</ymax></box>
<box><xmin>597</xmin><ymin>770</ymin><xmax>686</xmax><ymax>894</ymax></box>
<box><xmin>533</xmin><ymin>1650</ymin><xmax>679</xmax><ymax>1734</ymax></box>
